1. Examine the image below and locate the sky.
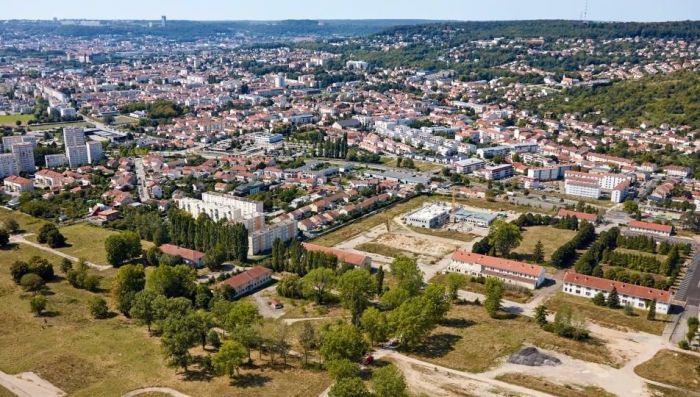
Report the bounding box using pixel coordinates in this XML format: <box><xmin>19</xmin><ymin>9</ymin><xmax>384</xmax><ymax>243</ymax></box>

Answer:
<box><xmin>4</xmin><ymin>0</ymin><xmax>700</xmax><ymax>22</ymax></box>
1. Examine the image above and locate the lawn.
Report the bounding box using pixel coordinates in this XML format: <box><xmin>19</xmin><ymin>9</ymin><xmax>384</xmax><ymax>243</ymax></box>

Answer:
<box><xmin>28</xmin><ymin>121</ymin><xmax>91</xmax><ymax>132</ymax></box>
<box><xmin>355</xmin><ymin>242</ymin><xmax>416</xmax><ymax>259</ymax></box>
<box><xmin>614</xmin><ymin>247</ymin><xmax>668</xmax><ymax>262</ymax></box>
<box><xmin>635</xmin><ymin>350</ymin><xmax>700</xmax><ymax>392</ymax></box>
<box><xmin>0</xmin><ymin>207</ymin><xmax>49</xmax><ymax>234</ymax></box>
<box><xmin>380</xmin><ymin>156</ymin><xmax>442</xmax><ymax>172</ymax></box>
<box><xmin>0</xmin><ymin>114</ymin><xmax>35</xmax><ymax>126</ymax></box>
<box><xmin>0</xmin><ymin>244</ymin><xmax>332</xmax><ymax>397</ymax></box>
<box><xmin>27</xmin><ymin>223</ymin><xmax>154</xmax><ymax>266</ymax></box>
<box><xmin>512</xmin><ymin>226</ymin><xmax>578</xmax><ymax>262</ymax></box>
<box><xmin>410</xmin><ymin>303</ymin><xmax>619</xmax><ymax>373</ymax></box>
<box><xmin>545</xmin><ymin>292</ymin><xmax>668</xmax><ymax>335</ymax></box>
<box><xmin>430</xmin><ymin>273</ymin><xmax>532</xmax><ymax>303</ymax></box>
<box><xmin>495</xmin><ymin>373</ymin><xmax>616</xmax><ymax>397</ymax></box>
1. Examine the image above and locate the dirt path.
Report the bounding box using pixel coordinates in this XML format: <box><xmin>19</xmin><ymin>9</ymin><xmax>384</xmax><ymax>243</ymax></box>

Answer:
<box><xmin>0</xmin><ymin>371</ymin><xmax>65</xmax><ymax>397</ymax></box>
<box><xmin>9</xmin><ymin>234</ymin><xmax>111</xmax><ymax>271</ymax></box>
<box><xmin>122</xmin><ymin>387</ymin><xmax>191</xmax><ymax>397</ymax></box>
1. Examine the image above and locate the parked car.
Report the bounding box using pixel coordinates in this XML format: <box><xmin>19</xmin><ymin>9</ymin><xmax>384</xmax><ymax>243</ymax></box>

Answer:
<box><xmin>360</xmin><ymin>353</ymin><xmax>374</xmax><ymax>366</ymax></box>
<box><xmin>382</xmin><ymin>338</ymin><xmax>399</xmax><ymax>349</ymax></box>
<box><xmin>269</xmin><ymin>299</ymin><xmax>283</xmax><ymax>309</ymax></box>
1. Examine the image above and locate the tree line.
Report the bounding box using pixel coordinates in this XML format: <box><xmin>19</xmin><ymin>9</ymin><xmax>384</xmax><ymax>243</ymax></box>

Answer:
<box><xmin>168</xmin><ymin>209</ymin><xmax>248</xmax><ymax>264</ymax></box>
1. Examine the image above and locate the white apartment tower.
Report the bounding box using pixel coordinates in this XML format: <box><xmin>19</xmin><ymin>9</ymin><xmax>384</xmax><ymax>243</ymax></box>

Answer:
<box><xmin>0</xmin><ymin>153</ymin><xmax>19</xmax><ymax>178</ymax></box>
<box><xmin>12</xmin><ymin>143</ymin><xmax>35</xmax><ymax>174</ymax></box>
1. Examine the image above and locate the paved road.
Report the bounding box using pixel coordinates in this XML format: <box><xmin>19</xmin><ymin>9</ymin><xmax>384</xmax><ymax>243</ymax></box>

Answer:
<box><xmin>9</xmin><ymin>234</ymin><xmax>112</xmax><ymax>271</ymax></box>
<box><xmin>133</xmin><ymin>157</ymin><xmax>150</xmax><ymax>202</ymax></box>
<box><xmin>122</xmin><ymin>387</ymin><xmax>191</xmax><ymax>397</ymax></box>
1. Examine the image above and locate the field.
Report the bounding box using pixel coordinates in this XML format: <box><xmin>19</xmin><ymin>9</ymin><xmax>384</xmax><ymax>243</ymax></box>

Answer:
<box><xmin>635</xmin><ymin>350</ymin><xmax>700</xmax><ymax>392</ymax></box>
<box><xmin>0</xmin><ymin>244</ymin><xmax>332</xmax><ymax>397</ymax></box>
<box><xmin>407</xmin><ymin>226</ymin><xmax>477</xmax><ymax>242</ymax></box>
<box><xmin>26</xmin><ymin>223</ymin><xmax>154</xmax><ymax>266</ymax></box>
<box><xmin>27</xmin><ymin>121</ymin><xmax>91</xmax><ymax>132</ymax></box>
<box><xmin>495</xmin><ymin>373</ymin><xmax>616</xmax><ymax>397</ymax></box>
<box><xmin>380</xmin><ymin>156</ymin><xmax>442</xmax><ymax>172</ymax></box>
<box><xmin>545</xmin><ymin>293</ymin><xmax>668</xmax><ymax>335</ymax></box>
<box><xmin>113</xmin><ymin>115</ymin><xmax>139</xmax><ymax>125</ymax></box>
<box><xmin>430</xmin><ymin>273</ymin><xmax>532</xmax><ymax>303</ymax></box>
<box><xmin>614</xmin><ymin>247</ymin><xmax>668</xmax><ymax>262</ymax></box>
<box><xmin>0</xmin><ymin>114</ymin><xmax>35</xmax><ymax>126</ymax></box>
<box><xmin>0</xmin><ymin>207</ymin><xmax>49</xmax><ymax>234</ymax></box>
<box><xmin>410</xmin><ymin>303</ymin><xmax>619</xmax><ymax>373</ymax></box>
<box><xmin>355</xmin><ymin>242</ymin><xmax>416</xmax><ymax>259</ymax></box>
<box><xmin>372</xmin><ymin>233</ymin><xmax>457</xmax><ymax>258</ymax></box>
<box><xmin>513</xmin><ymin>226</ymin><xmax>578</xmax><ymax>262</ymax></box>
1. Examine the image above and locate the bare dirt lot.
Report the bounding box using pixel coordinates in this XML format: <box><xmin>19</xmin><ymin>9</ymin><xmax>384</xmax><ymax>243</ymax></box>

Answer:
<box><xmin>372</xmin><ymin>233</ymin><xmax>458</xmax><ymax>258</ymax></box>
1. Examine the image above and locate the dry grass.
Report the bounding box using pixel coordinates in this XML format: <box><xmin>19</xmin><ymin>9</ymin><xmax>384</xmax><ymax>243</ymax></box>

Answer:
<box><xmin>0</xmin><ymin>384</ymin><xmax>14</xmax><ymax>397</ymax></box>
<box><xmin>512</xmin><ymin>226</ymin><xmax>578</xmax><ymax>263</ymax></box>
<box><xmin>545</xmin><ymin>293</ymin><xmax>668</xmax><ymax>335</ymax></box>
<box><xmin>409</xmin><ymin>303</ymin><xmax>619</xmax><ymax>373</ymax></box>
<box><xmin>430</xmin><ymin>273</ymin><xmax>532</xmax><ymax>304</ymax></box>
<box><xmin>355</xmin><ymin>242</ymin><xmax>415</xmax><ymax>259</ymax></box>
<box><xmin>407</xmin><ymin>226</ymin><xmax>477</xmax><ymax>242</ymax></box>
<box><xmin>635</xmin><ymin>350</ymin><xmax>700</xmax><ymax>392</ymax></box>
<box><xmin>0</xmin><ymin>207</ymin><xmax>49</xmax><ymax>234</ymax></box>
<box><xmin>495</xmin><ymin>373</ymin><xmax>616</xmax><ymax>397</ymax></box>
<box><xmin>646</xmin><ymin>383</ymin><xmax>694</xmax><ymax>397</ymax></box>
<box><xmin>0</xmin><ymin>244</ymin><xmax>332</xmax><ymax>397</ymax></box>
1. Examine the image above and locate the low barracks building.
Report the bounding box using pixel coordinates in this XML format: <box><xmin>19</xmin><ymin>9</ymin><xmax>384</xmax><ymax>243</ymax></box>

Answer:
<box><xmin>627</xmin><ymin>220</ymin><xmax>673</xmax><ymax>237</ymax></box>
<box><xmin>562</xmin><ymin>272</ymin><xmax>671</xmax><ymax>314</ymax></box>
<box><xmin>447</xmin><ymin>250</ymin><xmax>546</xmax><ymax>290</ymax></box>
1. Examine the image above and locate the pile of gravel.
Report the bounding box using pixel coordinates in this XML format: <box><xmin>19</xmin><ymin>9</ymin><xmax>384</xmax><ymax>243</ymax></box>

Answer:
<box><xmin>507</xmin><ymin>347</ymin><xmax>562</xmax><ymax>367</ymax></box>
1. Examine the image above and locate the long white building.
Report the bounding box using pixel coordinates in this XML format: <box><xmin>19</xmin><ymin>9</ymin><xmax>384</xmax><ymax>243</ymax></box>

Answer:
<box><xmin>562</xmin><ymin>272</ymin><xmax>671</xmax><ymax>314</ymax></box>
<box><xmin>447</xmin><ymin>250</ymin><xmax>546</xmax><ymax>290</ymax></box>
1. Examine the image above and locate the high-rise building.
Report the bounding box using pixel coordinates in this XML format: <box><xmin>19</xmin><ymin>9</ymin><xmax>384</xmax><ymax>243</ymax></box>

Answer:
<box><xmin>63</xmin><ymin>128</ymin><xmax>86</xmax><ymax>147</ymax></box>
<box><xmin>12</xmin><ymin>142</ymin><xmax>35</xmax><ymax>174</ymax></box>
<box><xmin>66</xmin><ymin>145</ymin><xmax>89</xmax><ymax>168</ymax></box>
<box><xmin>87</xmin><ymin>141</ymin><xmax>104</xmax><ymax>164</ymax></box>
<box><xmin>0</xmin><ymin>153</ymin><xmax>19</xmax><ymax>178</ymax></box>
<box><xmin>161</xmin><ymin>15</ymin><xmax>167</xmax><ymax>27</ymax></box>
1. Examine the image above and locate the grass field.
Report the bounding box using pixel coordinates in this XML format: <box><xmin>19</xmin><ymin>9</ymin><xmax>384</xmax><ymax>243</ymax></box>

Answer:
<box><xmin>380</xmin><ymin>157</ymin><xmax>442</xmax><ymax>172</ymax></box>
<box><xmin>0</xmin><ymin>207</ymin><xmax>49</xmax><ymax>234</ymax></box>
<box><xmin>495</xmin><ymin>373</ymin><xmax>616</xmax><ymax>397</ymax></box>
<box><xmin>410</xmin><ymin>303</ymin><xmax>619</xmax><ymax>372</ymax></box>
<box><xmin>635</xmin><ymin>350</ymin><xmax>700</xmax><ymax>392</ymax></box>
<box><xmin>28</xmin><ymin>121</ymin><xmax>90</xmax><ymax>132</ymax></box>
<box><xmin>513</xmin><ymin>226</ymin><xmax>578</xmax><ymax>262</ymax></box>
<box><xmin>26</xmin><ymin>223</ymin><xmax>154</xmax><ymax>266</ymax></box>
<box><xmin>113</xmin><ymin>115</ymin><xmax>139</xmax><ymax>125</ymax></box>
<box><xmin>0</xmin><ymin>244</ymin><xmax>332</xmax><ymax>397</ymax></box>
<box><xmin>0</xmin><ymin>114</ymin><xmax>35</xmax><ymax>126</ymax></box>
<box><xmin>545</xmin><ymin>293</ymin><xmax>668</xmax><ymax>335</ymax></box>
<box><xmin>430</xmin><ymin>273</ymin><xmax>532</xmax><ymax>303</ymax></box>
<box><xmin>614</xmin><ymin>247</ymin><xmax>668</xmax><ymax>262</ymax></box>
<box><xmin>355</xmin><ymin>242</ymin><xmax>416</xmax><ymax>259</ymax></box>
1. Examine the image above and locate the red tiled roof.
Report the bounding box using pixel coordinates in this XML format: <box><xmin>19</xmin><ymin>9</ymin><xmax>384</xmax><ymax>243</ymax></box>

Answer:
<box><xmin>159</xmin><ymin>244</ymin><xmax>205</xmax><ymax>263</ymax></box>
<box><xmin>628</xmin><ymin>220</ymin><xmax>672</xmax><ymax>233</ymax></box>
<box><xmin>451</xmin><ymin>250</ymin><xmax>543</xmax><ymax>278</ymax></box>
<box><xmin>563</xmin><ymin>272</ymin><xmax>671</xmax><ymax>303</ymax></box>
<box><xmin>3</xmin><ymin>175</ymin><xmax>31</xmax><ymax>184</ymax></box>
<box><xmin>302</xmin><ymin>243</ymin><xmax>369</xmax><ymax>267</ymax></box>
<box><xmin>218</xmin><ymin>266</ymin><xmax>272</xmax><ymax>291</ymax></box>
<box><xmin>557</xmin><ymin>208</ymin><xmax>597</xmax><ymax>222</ymax></box>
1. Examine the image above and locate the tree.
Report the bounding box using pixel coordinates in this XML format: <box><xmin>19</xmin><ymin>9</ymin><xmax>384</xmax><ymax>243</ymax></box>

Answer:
<box><xmin>320</xmin><ymin>323</ymin><xmax>368</xmax><ymax>363</ymax></box>
<box><xmin>532</xmin><ymin>240</ymin><xmax>545</xmax><ymax>263</ymax></box>
<box><xmin>302</xmin><ymin>268</ymin><xmax>336</xmax><ymax>305</ymax></box>
<box><xmin>20</xmin><ymin>273</ymin><xmax>45</xmax><ymax>292</ymax></box>
<box><xmin>375</xmin><ymin>266</ymin><xmax>385</xmax><ymax>295</ymax></box>
<box><xmin>488</xmin><ymin>220</ymin><xmax>522</xmax><ymax>256</ymax></box>
<box><xmin>326</xmin><ymin>359</ymin><xmax>360</xmax><ymax>380</ymax></box>
<box><xmin>623</xmin><ymin>303</ymin><xmax>634</xmax><ymax>316</ymax></box>
<box><xmin>212</xmin><ymin>340</ymin><xmax>247</xmax><ymax>377</ymax></box>
<box><xmin>337</xmin><ymin>269</ymin><xmax>376</xmax><ymax>326</ymax></box>
<box><xmin>89</xmin><ymin>296</ymin><xmax>109</xmax><ymax>319</ymax></box>
<box><xmin>534</xmin><ymin>305</ymin><xmax>548</xmax><ymax>327</ymax></box>
<box><xmin>484</xmin><ymin>278</ymin><xmax>504</xmax><ymax>318</ymax></box>
<box><xmin>361</xmin><ymin>307</ymin><xmax>388</xmax><ymax>347</ymax></box>
<box><xmin>206</xmin><ymin>329</ymin><xmax>222</xmax><ymax>349</ymax></box>
<box><xmin>60</xmin><ymin>258</ymin><xmax>73</xmax><ymax>274</ymax></box>
<box><xmin>224</xmin><ymin>301</ymin><xmax>262</xmax><ymax>361</ymax></box>
<box><xmin>37</xmin><ymin>224</ymin><xmax>65</xmax><ymax>248</ymax></box>
<box><xmin>194</xmin><ymin>284</ymin><xmax>213</xmax><ymax>309</ymax></box>
<box><xmin>388</xmin><ymin>297</ymin><xmax>433</xmax><ymax>350</ymax></box>
<box><xmin>607</xmin><ymin>287</ymin><xmax>620</xmax><ymax>308</ymax></box>
<box><xmin>0</xmin><ymin>228</ymin><xmax>8</xmax><ymax>247</ymax></box>
<box><xmin>329</xmin><ymin>377</ymin><xmax>371</xmax><ymax>397</ymax></box>
<box><xmin>130</xmin><ymin>289</ymin><xmax>159</xmax><ymax>333</ymax></box>
<box><xmin>296</xmin><ymin>323</ymin><xmax>318</xmax><ymax>367</ymax></box>
<box><xmin>592</xmin><ymin>292</ymin><xmax>606</xmax><ymax>306</ymax></box>
<box><xmin>66</xmin><ymin>259</ymin><xmax>101</xmax><ymax>292</ymax></box>
<box><xmin>647</xmin><ymin>299</ymin><xmax>657</xmax><ymax>321</ymax></box>
<box><xmin>111</xmin><ymin>264</ymin><xmax>146</xmax><ymax>315</ymax></box>
<box><xmin>146</xmin><ymin>264</ymin><xmax>196</xmax><ymax>299</ymax></box>
<box><xmin>30</xmin><ymin>294</ymin><xmax>47</xmax><ymax>316</ymax></box>
<box><xmin>2</xmin><ymin>218</ymin><xmax>19</xmax><ymax>234</ymax></box>
<box><xmin>105</xmin><ymin>231</ymin><xmax>143</xmax><ymax>266</ymax></box>
<box><xmin>372</xmin><ymin>364</ymin><xmax>408</xmax><ymax>397</ymax></box>
<box><xmin>160</xmin><ymin>313</ymin><xmax>201</xmax><ymax>372</ymax></box>
<box><xmin>204</xmin><ymin>246</ymin><xmax>226</xmax><ymax>271</ymax></box>
<box><xmin>444</xmin><ymin>273</ymin><xmax>465</xmax><ymax>302</ymax></box>
<box><xmin>10</xmin><ymin>261</ymin><xmax>29</xmax><ymax>283</ymax></box>
<box><xmin>379</xmin><ymin>287</ymin><xmax>411</xmax><ymax>310</ymax></box>
<box><xmin>391</xmin><ymin>256</ymin><xmax>423</xmax><ymax>297</ymax></box>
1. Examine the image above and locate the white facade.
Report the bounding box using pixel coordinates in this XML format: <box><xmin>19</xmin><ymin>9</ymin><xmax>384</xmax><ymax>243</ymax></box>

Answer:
<box><xmin>403</xmin><ymin>204</ymin><xmax>451</xmax><ymax>228</ymax></box>
<box><xmin>447</xmin><ymin>251</ymin><xmax>546</xmax><ymax>290</ymax></box>
<box><xmin>249</xmin><ymin>219</ymin><xmax>298</xmax><ymax>255</ymax></box>
<box><xmin>87</xmin><ymin>141</ymin><xmax>104</xmax><ymax>164</ymax></box>
<box><xmin>63</xmin><ymin>128</ymin><xmax>86</xmax><ymax>147</ymax></box>
<box><xmin>12</xmin><ymin>143</ymin><xmax>35</xmax><ymax>174</ymax></box>
<box><xmin>45</xmin><ymin>154</ymin><xmax>67</xmax><ymax>168</ymax></box>
<box><xmin>564</xmin><ymin>180</ymin><xmax>601</xmax><ymax>199</ymax></box>
<box><xmin>0</xmin><ymin>153</ymin><xmax>19</xmax><ymax>178</ymax></box>
<box><xmin>66</xmin><ymin>145</ymin><xmax>89</xmax><ymax>168</ymax></box>
<box><xmin>561</xmin><ymin>273</ymin><xmax>671</xmax><ymax>314</ymax></box>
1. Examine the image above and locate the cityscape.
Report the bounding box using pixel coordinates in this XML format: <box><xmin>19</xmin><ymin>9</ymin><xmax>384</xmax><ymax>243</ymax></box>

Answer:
<box><xmin>1</xmin><ymin>2</ymin><xmax>700</xmax><ymax>396</ymax></box>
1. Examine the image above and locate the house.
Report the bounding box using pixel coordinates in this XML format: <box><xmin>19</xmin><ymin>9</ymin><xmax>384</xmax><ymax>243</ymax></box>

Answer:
<box><xmin>302</xmin><ymin>242</ymin><xmax>372</xmax><ymax>268</ymax></box>
<box><xmin>34</xmin><ymin>169</ymin><xmax>69</xmax><ymax>190</ymax></box>
<box><xmin>562</xmin><ymin>272</ymin><xmax>671</xmax><ymax>314</ymax></box>
<box><xmin>217</xmin><ymin>266</ymin><xmax>273</xmax><ymax>297</ymax></box>
<box><xmin>3</xmin><ymin>175</ymin><xmax>33</xmax><ymax>194</ymax></box>
<box><xmin>627</xmin><ymin>220</ymin><xmax>673</xmax><ymax>237</ymax></box>
<box><xmin>447</xmin><ymin>250</ymin><xmax>546</xmax><ymax>290</ymax></box>
<box><xmin>96</xmin><ymin>209</ymin><xmax>120</xmax><ymax>222</ymax></box>
<box><xmin>159</xmin><ymin>244</ymin><xmax>205</xmax><ymax>267</ymax></box>
<box><xmin>557</xmin><ymin>208</ymin><xmax>598</xmax><ymax>224</ymax></box>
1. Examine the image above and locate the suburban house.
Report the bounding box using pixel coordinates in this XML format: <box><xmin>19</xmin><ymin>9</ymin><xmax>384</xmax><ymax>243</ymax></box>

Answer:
<box><xmin>3</xmin><ymin>175</ymin><xmax>33</xmax><ymax>194</ymax></box>
<box><xmin>562</xmin><ymin>272</ymin><xmax>671</xmax><ymax>314</ymax></box>
<box><xmin>557</xmin><ymin>208</ymin><xmax>598</xmax><ymax>224</ymax></box>
<box><xmin>302</xmin><ymin>242</ymin><xmax>372</xmax><ymax>268</ymax></box>
<box><xmin>446</xmin><ymin>250</ymin><xmax>546</xmax><ymax>290</ymax></box>
<box><xmin>159</xmin><ymin>244</ymin><xmax>205</xmax><ymax>267</ymax></box>
<box><xmin>217</xmin><ymin>266</ymin><xmax>273</xmax><ymax>297</ymax></box>
<box><xmin>627</xmin><ymin>220</ymin><xmax>673</xmax><ymax>237</ymax></box>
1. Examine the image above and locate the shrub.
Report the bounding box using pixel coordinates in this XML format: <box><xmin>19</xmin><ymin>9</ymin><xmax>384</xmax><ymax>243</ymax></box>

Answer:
<box><xmin>20</xmin><ymin>273</ymin><xmax>45</xmax><ymax>291</ymax></box>
<box><xmin>89</xmin><ymin>296</ymin><xmax>110</xmax><ymax>319</ymax></box>
<box><xmin>30</xmin><ymin>295</ymin><xmax>47</xmax><ymax>316</ymax></box>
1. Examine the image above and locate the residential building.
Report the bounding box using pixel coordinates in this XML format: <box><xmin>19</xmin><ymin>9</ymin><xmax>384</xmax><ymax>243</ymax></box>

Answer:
<box><xmin>0</xmin><ymin>153</ymin><xmax>19</xmax><ymax>178</ymax></box>
<box><xmin>627</xmin><ymin>220</ymin><xmax>673</xmax><ymax>237</ymax></box>
<box><xmin>34</xmin><ymin>169</ymin><xmax>68</xmax><ymax>189</ymax></box>
<box><xmin>3</xmin><ymin>175</ymin><xmax>33</xmax><ymax>194</ymax></box>
<box><xmin>87</xmin><ymin>141</ymin><xmax>104</xmax><ymax>164</ymax></box>
<box><xmin>45</xmin><ymin>154</ymin><xmax>68</xmax><ymax>168</ymax></box>
<box><xmin>159</xmin><ymin>244</ymin><xmax>205</xmax><ymax>267</ymax></box>
<box><xmin>249</xmin><ymin>219</ymin><xmax>297</xmax><ymax>255</ymax></box>
<box><xmin>12</xmin><ymin>143</ymin><xmax>35</xmax><ymax>174</ymax></box>
<box><xmin>562</xmin><ymin>272</ymin><xmax>671</xmax><ymax>314</ymax></box>
<box><xmin>447</xmin><ymin>250</ymin><xmax>546</xmax><ymax>290</ymax></box>
<box><xmin>454</xmin><ymin>158</ymin><xmax>486</xmax><ymax>174</ymax></box>
<box><xmin>557</xmin><ymin>208</ymin><xmax>598</xmax><ymax>224</ymax></box>
<box><xmin>564</xmin><ymin>178</ymin><xmax>601</xmax><ymax>199</ymax></box>
<box><xmin>217</xmin><ymin>266</ymin><xmax>273</xmax><ymax>297</ymax></box>
<box><xmin>302</xmin><ymin>243</ymin><xmax>372</xmax><ymax>268</ymax></box>
<box><xmin>475</xmin><ymin>164</ymin><xmax>514</xmax><ymax>180</ymax></box>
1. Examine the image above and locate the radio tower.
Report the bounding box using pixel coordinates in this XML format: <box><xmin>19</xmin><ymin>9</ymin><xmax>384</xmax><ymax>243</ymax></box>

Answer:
<box><xmin>581</xmin><ymin>0</ymin><xmax>588</xmax><ymax>21</ymax></box>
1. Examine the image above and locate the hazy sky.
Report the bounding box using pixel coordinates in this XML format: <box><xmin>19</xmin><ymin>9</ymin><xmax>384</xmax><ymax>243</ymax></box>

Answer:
<box><xmin>4</xmin><ymin>0</ymin><xmax>700</xmax><ymax>22</ymax></box>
